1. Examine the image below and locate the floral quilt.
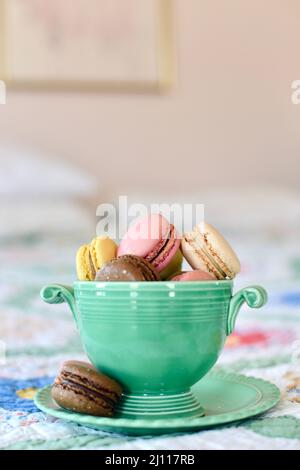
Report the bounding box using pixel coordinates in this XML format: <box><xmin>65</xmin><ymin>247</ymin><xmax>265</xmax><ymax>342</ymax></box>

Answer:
<box><xmin>0</xmin><ymin>232</ymin><xmax>300</xmax><ymax>450</ymax></box>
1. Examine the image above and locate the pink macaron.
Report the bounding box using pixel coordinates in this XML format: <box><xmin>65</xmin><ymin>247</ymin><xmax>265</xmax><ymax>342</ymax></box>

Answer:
<box><xmin>171</xmin><ymin>270</ymin><xmax>216</xmax><ymax>282</ymax></box>
<box><xmin>118</xmin><ymin>214</ymin><xmax>181</xmax><ymax>273</ymax></box>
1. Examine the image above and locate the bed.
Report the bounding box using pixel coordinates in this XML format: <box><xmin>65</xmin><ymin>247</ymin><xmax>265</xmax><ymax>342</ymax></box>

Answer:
<box><xmin>0</xmin><ymin>153</ymin><xmax>299</xmax><ymax>449</ymax></box>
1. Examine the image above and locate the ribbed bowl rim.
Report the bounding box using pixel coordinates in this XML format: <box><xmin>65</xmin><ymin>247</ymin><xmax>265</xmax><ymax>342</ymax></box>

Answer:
<box><xmin>73</xmin><ymin>280</ymin><xmax>233</xmax><ymax>290</ymax></box>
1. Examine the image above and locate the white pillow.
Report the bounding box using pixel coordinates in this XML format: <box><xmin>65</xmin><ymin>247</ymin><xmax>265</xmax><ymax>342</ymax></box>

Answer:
<box><xmin>0</xmin><ymin>199</ymin><xmax>95</xmax><ymax>237</ymax></box>
<box><xmin>0</xmin><ymin>143</ymin><xmax>97</xmax><ymax>198</ymax></box>
<box><xmin>122</xmin><ymin>186</ymin><xmax>300</xmax><ymax>235</ymax></box>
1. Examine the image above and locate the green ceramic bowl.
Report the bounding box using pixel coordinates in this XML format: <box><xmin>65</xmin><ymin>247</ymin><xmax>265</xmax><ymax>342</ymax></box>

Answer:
<box><xmin>41</xmin><ymin>281</ymin><xmax>267</xmax><ymax>419</ymax></box>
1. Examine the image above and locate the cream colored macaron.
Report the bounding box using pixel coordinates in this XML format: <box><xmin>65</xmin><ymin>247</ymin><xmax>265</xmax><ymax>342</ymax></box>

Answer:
<box><xmin>181</xmin><ymin>222</ymin><xmax>240</xmax><ymax>280</ymax></box>
<box><xmin>76</xmin><ymin>237</ymin><xmax>117</xmax><ymax>281</ymax></box>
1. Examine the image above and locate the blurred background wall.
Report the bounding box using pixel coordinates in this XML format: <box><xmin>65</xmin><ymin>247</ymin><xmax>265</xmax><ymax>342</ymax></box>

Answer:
<box><xmin>0</xmin><ymin>0</ymin><xmax>299</xmax><ymax>203</ymax></box>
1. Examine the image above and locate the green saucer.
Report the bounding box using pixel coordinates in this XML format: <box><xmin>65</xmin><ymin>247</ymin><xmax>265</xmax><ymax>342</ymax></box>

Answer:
<box><xmin>35</xmin><ymin>370</ymin><xmax>280</xmax><ymax>436</ymax></box>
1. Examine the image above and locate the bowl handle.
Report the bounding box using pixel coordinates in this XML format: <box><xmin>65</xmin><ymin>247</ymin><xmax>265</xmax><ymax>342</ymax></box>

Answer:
<box><xmin>227</xmin><ymin>286</ymin><xmax>267</xmax><ymax>335</ymax></box>
<box><xmin>40</xmin><ymin>284</ymin><xmax>78</xmax><ymax>328</ymax></box>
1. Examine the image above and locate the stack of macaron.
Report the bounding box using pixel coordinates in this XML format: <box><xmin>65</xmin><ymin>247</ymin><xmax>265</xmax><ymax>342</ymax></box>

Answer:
<box><xmin>76</xmin><ymin>213</ymin><xmax>240</xmax><ymax>282</ymax></box>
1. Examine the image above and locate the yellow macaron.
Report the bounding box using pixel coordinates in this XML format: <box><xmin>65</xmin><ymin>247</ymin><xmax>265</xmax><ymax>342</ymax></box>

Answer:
<box><xmin>76</xmin><ymin>245</ymin><xmax>96</xmax><ymax>281</ymax></box>
<box><xmin>76</xmin><ymin>237</ymin><xmax>117</xmax><ymax>281</ymax></box>
<box><xmin>90</xmin><ymin>237</ymin><xmax>118</xmax><ymax>273</ymax></box>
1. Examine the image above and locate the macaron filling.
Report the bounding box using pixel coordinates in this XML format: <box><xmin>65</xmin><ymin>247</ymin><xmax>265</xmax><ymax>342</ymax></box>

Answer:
<box><xmin>88</xmin><ymin>251</ymin><xmax>97</xmax><ymax>280</ymax></box>
<box><xmin>55</xmin><ymin>379</ymin><xmax>115</xmax><ymax>407</ymax></box>
<box><xmin>200</xmin><ymin>231</ymin><xmax>234</xmax><ymax>278</ymax></box>
<box><xmin>130</xmin><ymin>256</ymin><xmax>160</xmax><ymax>281</ymax></box>
<box><xmin>145</xmin><ymin>225</ymin><xmax>180</xmax><ymax>272</ymax></box>
<box><xmin>198</xmin><ymin>245</ymin><xmax>228</xmax><ymax>279</ymax></box>
<box><xmin>184</xmin><ymin>234</ymin><xmax>230</xmax><ymax>280</ymax></box>
<box><xmin>57</xmin><ymin>369</ymin><xmax>121</xmax><ymax>402</ymax></box>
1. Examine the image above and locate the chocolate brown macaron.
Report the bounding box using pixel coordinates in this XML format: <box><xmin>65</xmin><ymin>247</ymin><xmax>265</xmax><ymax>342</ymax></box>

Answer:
<box><xmin>51</xmin><ymin>360</ymin><xmax>122</xmax><ymax>417</ymax></box>
<box><xmin>95</xmin><ymin>254</ymin><xmax>160</xmax><ymax>281</ymax></box>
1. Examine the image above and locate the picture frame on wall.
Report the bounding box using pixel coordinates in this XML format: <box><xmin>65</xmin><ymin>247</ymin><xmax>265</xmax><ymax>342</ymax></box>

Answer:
<box><xmin>0</xmin><ymin>0</ymin><xmax>175</xmax><ymax>92</ymax></box>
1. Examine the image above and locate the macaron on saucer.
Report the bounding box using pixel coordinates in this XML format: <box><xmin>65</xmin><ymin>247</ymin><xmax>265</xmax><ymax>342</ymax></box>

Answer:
<box><xmin>52</xmin><ymin>360</ymin><xmax>122</xmax><ymax>417</ymax></box>
<box><xmin>35</xmin><ymin>369</ymin><xmax>280</xmax><ymax>436</ymax></box>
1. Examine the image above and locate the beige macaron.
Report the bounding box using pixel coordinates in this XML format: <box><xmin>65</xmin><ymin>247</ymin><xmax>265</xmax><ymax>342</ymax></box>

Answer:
<box><xmin>181</xmin><ymin>222</ymin><xmax>240</xmax><ymax>280</ymax></box>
